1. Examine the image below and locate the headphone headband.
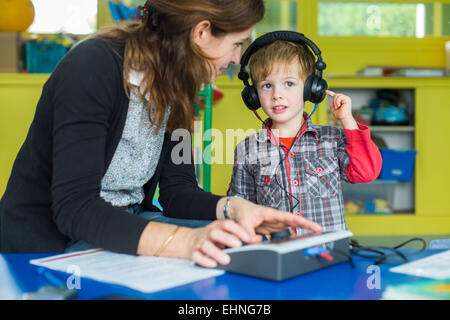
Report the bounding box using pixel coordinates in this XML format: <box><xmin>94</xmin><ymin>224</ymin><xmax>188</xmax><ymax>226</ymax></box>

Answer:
<box><xmin>239</xmin><ymin>31</ymin><xmax>324</xmax><ymax>81</ymax></box>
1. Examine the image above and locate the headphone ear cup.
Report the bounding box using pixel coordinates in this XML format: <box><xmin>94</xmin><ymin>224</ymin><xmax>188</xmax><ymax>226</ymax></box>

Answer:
<box><xmin>304</xmin><ymin>75</ymin><xmax>328</xmax><ymax>104</ymax></box>
<box><xmin>241</xmin><ymin>85</ymin><xmax>261</xmax><ymax>111</ymax></box>
<box><xmin>303</xmin><ymin>74</ymin><xmax>313</xmax><ymax>102</ymax></box>
<box><xmin>311</xmin><ymin>77</ymin><xmax>328</xmax><ymax>104</ymax></box>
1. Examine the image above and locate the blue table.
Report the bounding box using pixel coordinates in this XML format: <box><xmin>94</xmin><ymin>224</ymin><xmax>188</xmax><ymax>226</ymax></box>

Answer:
<box><xmin>0</xmin><ymin>249</ymin><xmax>444</xmax><ymax>300</ymax></box>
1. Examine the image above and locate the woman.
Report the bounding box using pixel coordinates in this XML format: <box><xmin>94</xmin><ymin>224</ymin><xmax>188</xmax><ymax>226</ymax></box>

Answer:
<box><xmin>0</xmin><ymin>0</ymin><xmax>321</xmax><ymax>268</ymax></box>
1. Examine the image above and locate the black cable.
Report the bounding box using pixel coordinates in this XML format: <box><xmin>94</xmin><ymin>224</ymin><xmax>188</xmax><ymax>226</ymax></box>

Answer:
<box><xmin>272</xmin><ymin>119</ymin><xmax>307</xmax><ymax>213</ymax></box>
<box><xmin>393</xmin><ymin>237</ymin><xmax>427</xmax><ymax>253</ymax></box>
<box><xmin>253</xmin><ymin>114</ymin><xmax>307</xmax><ymax>213</ymax></box>
<box><xmin>349</xmin><ymin>237</ymin><xmax>427</xmax><ymax>265</ymax></box>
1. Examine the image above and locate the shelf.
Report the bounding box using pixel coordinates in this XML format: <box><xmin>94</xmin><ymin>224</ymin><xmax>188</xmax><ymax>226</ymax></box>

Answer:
<box><xmin>348</xmin><ymin>212</ymin><xmax>414</xmax><ymax>216</ymax></box>
<box><xmin>370</xmin><ymin>125</ymin><xmax>414</xmax><ymax>132</ymax></box>
<box><xmin>330</xmin><ymin>125</ymin><xmax>415</xmax><ymax>132</ymax></box>
<box><xmin>0</xmin><ymin>73</ymin><xmax>50</xmax><ymax>86</ymax></box>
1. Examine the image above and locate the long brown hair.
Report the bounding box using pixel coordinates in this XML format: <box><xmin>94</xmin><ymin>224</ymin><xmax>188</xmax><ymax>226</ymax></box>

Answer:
<box><xmin>93</xmin><ymin>0</ymin><xmax>265</xmax><ymax>133</ymax></box>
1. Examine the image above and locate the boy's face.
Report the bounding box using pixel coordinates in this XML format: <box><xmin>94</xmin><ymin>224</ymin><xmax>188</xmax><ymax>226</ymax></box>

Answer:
<box><xmin>256</xmin><ymin>60</ymin><xmax>305</xmax><ymax>133</ymax></box>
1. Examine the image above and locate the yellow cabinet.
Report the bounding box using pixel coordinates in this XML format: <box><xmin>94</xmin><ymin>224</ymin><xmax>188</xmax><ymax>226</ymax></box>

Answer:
<box><xmin>323</xmin><ymin>76</ymin><xmax>450</xmax><ymax>235</ymax></box>
<box><xmin>211</xmin><ymin>75</ymin><xmax>450</xmax><ymax>236</ymax></box>
<box><xmin>0</xmin><ymin>73</ymin><xmax>49</xmax><ymax>196</ymax></box>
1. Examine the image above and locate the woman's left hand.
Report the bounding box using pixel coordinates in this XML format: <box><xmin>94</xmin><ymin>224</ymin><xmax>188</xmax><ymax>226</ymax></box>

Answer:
<box><xmin>186</xmin><ymin>219</ymin><xmax>254</xmax><ymax>268</ymax></box>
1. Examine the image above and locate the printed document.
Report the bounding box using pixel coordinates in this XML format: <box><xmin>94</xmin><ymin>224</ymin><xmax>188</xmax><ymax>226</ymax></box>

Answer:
<box><xmin>389</xmin><ymin>250</ymin><xmax>450</xmax><ymax>280</ymax></box>
<box><xmin>30</xmin><ymin>249</ymin><xmax>224</xmax><ymax>293</ymax></box>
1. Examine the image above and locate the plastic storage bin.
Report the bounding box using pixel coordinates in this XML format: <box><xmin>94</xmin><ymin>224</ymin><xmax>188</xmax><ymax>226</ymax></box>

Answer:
<box><xmin>379</xmin><ymin>148</ymin><xmax>417</xmax><ymax>182</ymax></box>
<box><xmin>343</xmin><ymin>180</ymin><xmax>395</xmax><ymax>214</ymax></box>
<box><xmin>24</xmin><ymin>41</ymin><xmax>67</xmax><ymax>73</ymax></box>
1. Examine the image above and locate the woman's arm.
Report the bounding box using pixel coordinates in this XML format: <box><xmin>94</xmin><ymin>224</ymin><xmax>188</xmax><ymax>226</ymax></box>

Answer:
<box><xmin>157</xmin><ymin>132</ymin><xmax>222</xmax><ymax>220</ymax></box>
<box><xmin>138</xmin><ymin>201</ymin><xmax>322</xmax><ymax>268</ymax></box>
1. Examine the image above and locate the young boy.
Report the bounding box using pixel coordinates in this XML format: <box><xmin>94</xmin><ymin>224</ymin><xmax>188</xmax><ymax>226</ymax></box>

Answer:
<box><xmin>228</xmin><ymin>38</ymin><xmax>382</xmax><ymax>233</ymax></box>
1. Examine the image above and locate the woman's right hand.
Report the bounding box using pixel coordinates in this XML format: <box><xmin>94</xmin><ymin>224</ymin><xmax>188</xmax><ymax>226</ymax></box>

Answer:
<box><xmin>185</xmin><ymin>219</ymin><xmax>259</xmax><ymax>268</ymax></box>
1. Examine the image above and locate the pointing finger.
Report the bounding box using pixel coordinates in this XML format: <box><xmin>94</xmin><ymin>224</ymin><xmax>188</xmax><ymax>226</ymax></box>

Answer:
<box><xmin>325</xmin><ymin>89</ymin><xmax>335</xmax><ymax>97</ymax></box>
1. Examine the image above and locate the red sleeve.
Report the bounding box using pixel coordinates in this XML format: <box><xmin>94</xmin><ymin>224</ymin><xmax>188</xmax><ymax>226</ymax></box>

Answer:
<box><xmin>344</xmin><ymin>123</ymin><xmax>382</xmax><ymax>183</ymax></box>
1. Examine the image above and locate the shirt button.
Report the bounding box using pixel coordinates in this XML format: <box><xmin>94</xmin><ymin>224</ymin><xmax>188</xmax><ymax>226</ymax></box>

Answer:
<box><xmin>265</xmin><ymin>177</ymin><xmax>271</xmax><ymax>183</ymax></box>
<box><xmin>292</xmin><ymin>180</ymin><xmax>298</xmax><ymax>186</ymax></box>
<box><xmin>289</xmin><ymin>152</ymin><xmax>295</xmax><ymax>158</ymax></box>
<box><xmin>317</xmin><ymin>167</ymin><xmax>323</xmax><ymax>174</ymax></box>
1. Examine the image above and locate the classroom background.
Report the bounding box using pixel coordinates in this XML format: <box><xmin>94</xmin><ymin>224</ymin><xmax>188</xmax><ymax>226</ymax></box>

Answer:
<box><xmin>0</xmin><ymin>0</ymin><xmax>449</xmax><ymax>248</ymax></box>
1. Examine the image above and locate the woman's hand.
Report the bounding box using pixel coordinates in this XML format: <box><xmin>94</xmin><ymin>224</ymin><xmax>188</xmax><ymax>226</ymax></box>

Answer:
<box><xmin>219</xmin><ymin>197</ymin><xmax>322</xmax><ymax>240</ymax></box>
<box><xmin>185</xmin><ymin>219</ymin><xmax>256</xmax><ymax>268</ymax></box>
<box><xmin>137</xmin><ymin>219</ymin><xmax>252</xmax><ymax>268</ymax></box>
<box><xmin>189</xmin><ymin>197</ymin><xmax>323</xmax><ymax>268</ymax></box>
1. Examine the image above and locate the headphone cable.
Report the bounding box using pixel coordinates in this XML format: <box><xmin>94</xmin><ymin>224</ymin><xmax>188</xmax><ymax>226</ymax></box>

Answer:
<box><xmin>309</xmin><ymin>103</ymin><xmax>319</xmax><ymax>117</ymax></box>
<box><xmin>252</xmin><ymin>110</ymin><xmax>310</xmax><ymax>213</ymax></box>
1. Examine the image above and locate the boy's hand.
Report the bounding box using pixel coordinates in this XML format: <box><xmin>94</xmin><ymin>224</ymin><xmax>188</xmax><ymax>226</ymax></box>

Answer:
<box><xmin>325</xmin><ymin>90</ymin><xmax>358</xmax><ymax>129</ymax></box>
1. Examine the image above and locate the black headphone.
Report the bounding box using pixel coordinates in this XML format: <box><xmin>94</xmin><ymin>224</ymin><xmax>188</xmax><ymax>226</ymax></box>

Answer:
<box><xmin>238</xmin><ymin>31</ymin><xmax>328</xmax><ymax>111</ymax></box>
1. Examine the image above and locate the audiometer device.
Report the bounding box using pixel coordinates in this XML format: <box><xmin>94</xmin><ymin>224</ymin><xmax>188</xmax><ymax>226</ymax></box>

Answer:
<box><xmin>217</xmin><ymin>229</ymin><xmax>353</xmax><ymax>281</ymax></box>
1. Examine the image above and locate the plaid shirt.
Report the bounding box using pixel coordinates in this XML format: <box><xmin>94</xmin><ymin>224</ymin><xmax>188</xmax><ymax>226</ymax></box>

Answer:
<box><xmin>227</xmin><ymin>114</ymin><xmax>381</xmax><ymax>234</ymax></box>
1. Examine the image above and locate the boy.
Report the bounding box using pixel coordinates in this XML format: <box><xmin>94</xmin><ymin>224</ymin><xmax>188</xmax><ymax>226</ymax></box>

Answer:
<box><xmin>228</xmin><ymin>36</ymin><xmax>382</xmax><ymax>233</ymax></box>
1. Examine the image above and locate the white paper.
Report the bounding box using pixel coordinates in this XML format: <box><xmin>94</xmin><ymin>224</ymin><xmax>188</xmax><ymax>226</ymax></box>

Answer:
<box><xmin>30</xmin><ymin>249</ymin><xmax>224</xmax><ymax>293</ymax></box>
<box><xmin>389</xmin><ymin>250</ymin><xmax>450</xmax><ymax>280</ymax></box>
<box><xmin>0</xmin><ymin>257</ymin><xmax>23</xmax><ymax>300</ymax></box>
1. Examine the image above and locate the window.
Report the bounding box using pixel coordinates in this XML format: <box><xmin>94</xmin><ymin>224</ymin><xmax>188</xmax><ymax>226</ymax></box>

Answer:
<box><xmin>318</xmin><ymin>1</ymin><xmax>450</xmax><ymax>38</ymax></box>
<box><xmin>255</xmin><ymin>1</ymin><xmax>298</xmax><ymax>34</ymax></box>
<box><xmin>28</xmin><ymin>0</ymin><xmax>98</xmax><ymax>34</ymax></box>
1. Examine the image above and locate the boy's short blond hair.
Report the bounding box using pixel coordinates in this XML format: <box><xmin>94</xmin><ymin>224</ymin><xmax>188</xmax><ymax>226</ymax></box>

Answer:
<box><xmin>248</xmin><ymin>40</ymin><xmax>315</xmax><ymax>84</ymax></box>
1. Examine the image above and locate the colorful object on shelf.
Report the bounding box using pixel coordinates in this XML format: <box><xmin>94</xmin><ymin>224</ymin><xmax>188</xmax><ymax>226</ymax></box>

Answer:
<box><xmin>344</xmin><ymin>198</ymin><xmax>392</xmax><ymax>215</ymax></box>
<box><xmin>379</xmin><ymin>148</ymin><xmax>417</xmax><ymax>182</ymax></box>
<box><xmin>343</xmin><ymin>180</ymin><xmax>395</xmax><ymax>214</ymax></box>
<box><xmin>365</xmin><ymin>198</ymin><xmax>392</xmax><ymax>214</ymax></box>
<box><xmin>46</xmin><ymin>33</ymin><xmax>77</xmax><ymax>48</ymax></box>
<box><xmin>0</xmin><ymin>0</ymin><xmax>35</xmax><ymax>32</ymax></box>
<box><xmin>344</xmin><ymin>200</ymin><xmax>360</xmax><ymax>215</ymax></box>
<box><xmin>198</xmin><ymin>85</ymin><xmax>224</xmax><ymax>108</ymax></box>
<box><xmin>369</xmin><ymin>90</ymin><xmax>409</xmax><ymax>125</ymax></box>
<box><xmin>373</xmin><ymin>105</ymin><xmax>408</xmax><ymax>124</ymax></box>
<box><xmin>353</xmin><ymin>107</ymin><xmax>373</xmax><ymax>126</ymax></box>
<box><xmin>108</xmin><ymin>1</ymin><xmax>138</xmax><ymax>21</ymax></box>
<box><xmin>24</xmin><ymin>40</ymin><xmax>68</xmax><ymax>73</ymax></box>
<box><xmin>194</xmin><ymin>84</ymin><xmax>214</xmax><ymax>192</ymax></box>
